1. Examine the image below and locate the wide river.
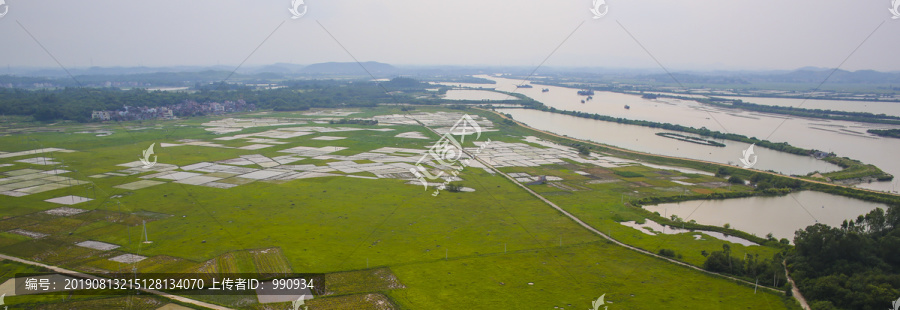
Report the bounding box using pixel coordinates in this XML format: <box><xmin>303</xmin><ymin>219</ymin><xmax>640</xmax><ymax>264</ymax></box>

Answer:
<box><xmin>438</xmin><ymin>77</ymin><xmax>897</xmax><ymax>242</ymax></box>
<box><xmin>474</xmin><ymin>76</ymin><xmax>900</xmax><ymax>193</ymax></box>
<box><xmin>495</xmin><ymin>109</ymin><xmax>839</xmax><ymax>176</ymax></box>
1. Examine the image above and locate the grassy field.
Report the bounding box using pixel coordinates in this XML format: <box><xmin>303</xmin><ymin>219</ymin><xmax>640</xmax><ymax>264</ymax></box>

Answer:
<box><xmin>522</xmin><ymin>165</ymin><xmax>780</xmax><ymax>265</ymax></box>
<box><xmin>388</xmin><ymin>241</ymin><xmax>795</xmax><ymax>309</ymax></box>
<box><xmin>0</xmin><ymin>106</ymin><xmax>801</xmax><ymax>309</ymax></box>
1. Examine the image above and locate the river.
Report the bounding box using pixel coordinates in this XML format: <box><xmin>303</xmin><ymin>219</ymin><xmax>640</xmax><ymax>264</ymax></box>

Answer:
<box><xmin>479</xmin><ymin>76</ymin><xmax>900</xmax><ymax>193</ymax></box>
<box><xmin>494</xmin><ymin>108</ymin><xmax>839</xmax><ymax>176</ymax></box>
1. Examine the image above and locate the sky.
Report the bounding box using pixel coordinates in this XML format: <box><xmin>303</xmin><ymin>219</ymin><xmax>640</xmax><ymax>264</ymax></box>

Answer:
<box><xmin>0</xmin><ymin>0</ymin><xmax>899</xmax><ymax>72</ymax></box>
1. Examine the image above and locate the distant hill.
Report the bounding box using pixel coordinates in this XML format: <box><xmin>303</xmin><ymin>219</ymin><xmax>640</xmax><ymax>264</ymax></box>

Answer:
<box><xmin>794</xmin><ymin>66</ymin><xmax>833</xmax><ymax>72</ymax></box>
<box><xmin>641</xmin><ymin>73</ymin><xmax>751</xmax><ymax>85</ymax></box>
<box><xmin>245</xmin><ymin>63</ymin><xmax>306</xmax><ymax>75</ymax></box>
<box><xmin>643</xmin><ymin>68</ymin><xmax>900</xmax><ymax>85</ymax></box>
<box><xmin>0</xmin><ymin>70</ymin><xmax>285</xmax><ymax>88</ymax></box>
<box><xmin>760</xmin><ymin>69</ymin><xmax>900</xmax><ymax>84</ymax></box>
<box><xmin>300</xmin><ymin>61</ymin><xmax>399</xmax><ymax>75</ymax></box>
<box><xmin>7</xmin><ymin>63</ymin><xmax>900</xmax><ymax>86</ymax></box>
<box><xmin>9</xmin><ymin>65</ymin><xmax>236</xmax><ymax>78</ymax></box>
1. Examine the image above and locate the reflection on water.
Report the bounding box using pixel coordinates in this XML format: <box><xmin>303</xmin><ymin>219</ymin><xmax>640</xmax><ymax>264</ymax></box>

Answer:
<box><xmin>643</xmin><ymin>191</ymin><xmax>886</xmax><ymax>242</ymax></box>
<box><xmin>620</xmin><ymin>218</ymin><xmax>757</xmax><ymax>246</ymax></box>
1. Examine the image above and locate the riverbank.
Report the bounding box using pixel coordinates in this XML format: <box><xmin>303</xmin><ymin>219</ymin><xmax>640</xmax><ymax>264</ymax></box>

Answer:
<box><xmin>499</xmin><ymin>105</ymin><xmax>893</xmax><ymax>184</ymax></box>
<box><xmin>475</xmin><ymin>107</ymin><xmax>900</xmax><ymax>204</ymax></box>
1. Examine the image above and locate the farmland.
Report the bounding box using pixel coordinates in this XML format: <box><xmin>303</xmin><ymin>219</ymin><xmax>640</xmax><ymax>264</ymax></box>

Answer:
<box><xmin>0</xmin><ymin>107</ymin><xmax>798</xmax><ymax>309</ymax></box>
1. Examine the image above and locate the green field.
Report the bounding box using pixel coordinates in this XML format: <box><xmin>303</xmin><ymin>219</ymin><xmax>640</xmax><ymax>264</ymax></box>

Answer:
<box><xmin>0</xmin><ymin>107</ymin><xmax>800</xmax><ymax>309</ymax></box>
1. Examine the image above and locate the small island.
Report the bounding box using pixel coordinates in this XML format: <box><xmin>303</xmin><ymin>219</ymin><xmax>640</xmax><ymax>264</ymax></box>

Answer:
<box><xmin>656</xmin><ymin>132</ymin><xmax>726</xmax><ymax>147</ymax></box>
<box><xmin>868</xmin><ymin>129</ymin><xmax>900</xmax><ymax>139</ymax></box>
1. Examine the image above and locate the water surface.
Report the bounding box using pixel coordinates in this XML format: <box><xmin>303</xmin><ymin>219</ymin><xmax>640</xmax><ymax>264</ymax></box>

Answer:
<box><xmin>643</xmin><ymin>191</ymin><xmax>885</xmax><ymax>242</ymax></box>
<box><xmin>480</xmin><ymin>75</ymin><xmax>900</xmax><ymax>193</ymax></box>
<box><xmin>497</xmin><ymin>108</ymin><xmax>840</xmax><ymax>176</ymax></box>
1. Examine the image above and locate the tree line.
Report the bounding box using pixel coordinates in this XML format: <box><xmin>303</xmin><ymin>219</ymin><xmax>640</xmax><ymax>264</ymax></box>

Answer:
<box><xmin>868</xmin><ymin>129</ymin><xmax>900</xmax><ymax>139</ymax></box>
<box><xmin>709</xmin><ymin>98</ymin><xmax>900</xmax><ymax>125</ymax></box>
<box><xmin>0</xmin><ymin>78</ymin><xmax>445</xmax><ymax>122</ymax></box>
<box><xmin>788</xmin><ymin>205</ymin><xmax>900</xmax><ymax>309</ymax></box>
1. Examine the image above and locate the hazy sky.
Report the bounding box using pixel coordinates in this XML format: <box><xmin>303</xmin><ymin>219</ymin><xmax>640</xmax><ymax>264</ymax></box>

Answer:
<box><xmin>1</xmin><ymin>0</ymin><xmax>898</xmax><ymax>71</ymax></box>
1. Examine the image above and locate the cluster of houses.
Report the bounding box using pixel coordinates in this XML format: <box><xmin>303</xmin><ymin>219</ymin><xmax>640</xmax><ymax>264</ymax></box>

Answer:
<box><xmin>91</xmin><ymin>99</ymin><xmax>255</xmax><ymax>121</ymax></box>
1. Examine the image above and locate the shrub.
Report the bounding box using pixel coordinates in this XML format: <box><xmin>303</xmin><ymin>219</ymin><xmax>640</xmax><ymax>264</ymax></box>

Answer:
<box><xmin>445</xmin><ymin>183</ymin><xmax>462</xmax><ymax>192</ymax></box>
<box><xmin>658</xmin><ymin>249</ymin><xmax>676</xmax><ymax>258</ymax></box>
<box><xmin>614</xmin><ymin>171</ymin><xmax>645</xmax><ymax>178</ymax></box>
<box><xmin>727</xmin><ymin>176</ymin><xmax>745</xmax><ymax>184</ymax></box>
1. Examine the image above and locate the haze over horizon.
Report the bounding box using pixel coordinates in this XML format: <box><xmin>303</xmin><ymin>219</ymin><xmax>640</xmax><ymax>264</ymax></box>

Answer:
<box><xmin>1</xmin><ymin>0</ymin><xmax>899</xmax><ymax>72</ymax></box>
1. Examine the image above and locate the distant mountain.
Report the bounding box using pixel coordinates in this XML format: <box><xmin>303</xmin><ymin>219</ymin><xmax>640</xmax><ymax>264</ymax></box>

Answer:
<box><xmin>6</xmin><ymin>64</ymin><xmax>900</xmax><ymax>86</ymax></box>
<box><xmin>637</xmin><ymin>68</ymin><xmax>900</xmax><ymax>85</ymax></box>
<box><xmin>300</xmin><ymin>61</ymin><xmax>399</xmax><ymax>75</ymax></box>
<box><xmin>244</xmin><ymin>63</ymin><xmax>306</xmax><ymax>75</ymax></box>
<box><xmin>641</xmin><ymin>72</ymin><xmax>751</xmax><ymax>85</ymax></box>
<box><xmin>754</xmin><ymin>69</ymin><xmax>900</xmax><ymax>84</ymax></box>
<box><xmin>9</xmin><ymin>65</ymin><xmax>236</xmax><ymax>78</ymax></box>
<box><xmin>794</xmin><ymin>66</ymin><xmax>833</xmax><ymax>72</ymax></box>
